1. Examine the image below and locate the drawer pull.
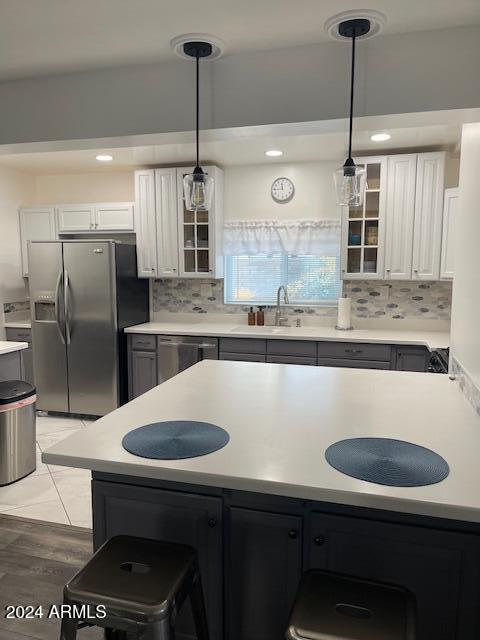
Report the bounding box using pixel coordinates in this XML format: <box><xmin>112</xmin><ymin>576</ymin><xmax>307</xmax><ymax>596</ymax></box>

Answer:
<box><xmin>345</xmin><ymin>348</ymin><xmax>363</xmax><ymax>354</ymax></box>
<box><xmin>314</xmin><ymin>535</ymin><xmax>326</xmax><ymax>546</ymax></box>
<box><xmin>288</xmin><ymin>529</ymin><xmax>298</xmax><ymax>540</ymax></box>
<box><xmin>208</xmin><ymin>518</ymin><xmax>217</xmax><ymax>528</ymax></box>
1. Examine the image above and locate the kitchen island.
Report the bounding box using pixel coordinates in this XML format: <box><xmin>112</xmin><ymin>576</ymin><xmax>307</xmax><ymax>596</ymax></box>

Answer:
<box><xmin>43</xmin><ymin>361</ymin><xmax>480</xmax><ymax>640</ymax></box>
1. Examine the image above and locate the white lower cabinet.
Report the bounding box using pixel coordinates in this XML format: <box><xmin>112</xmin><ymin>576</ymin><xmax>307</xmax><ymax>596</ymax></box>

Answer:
<box><xmin>412</xmin><ymin>152</ymin><xmax>445</xmax><ymax>280</ymax></box>
<box><xmin>440</xmin><ymin>187</ymin><xmax>459</xmax><ymax>280</ymax></box>
<box><xmin>19</xmin><ymin>207</ymin><xmax>57</xmax><ymax>276</ymax></box>
<box><xmin>134</xmin><ymin>166</ymin><xmax>224</xmax><ymax>279</ymax></box>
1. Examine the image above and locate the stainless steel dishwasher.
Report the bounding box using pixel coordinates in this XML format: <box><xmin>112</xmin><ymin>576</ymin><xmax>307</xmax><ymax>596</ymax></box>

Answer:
<box><xmin>157</xmin><ymin>335</ymin><xmax>219</xmax><ymax>384</ymax></box>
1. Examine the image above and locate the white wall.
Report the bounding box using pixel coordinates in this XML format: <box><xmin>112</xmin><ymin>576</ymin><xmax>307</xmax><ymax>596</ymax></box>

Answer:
<box><xmin>450</xmin><ymin>123</ymin><xmax>480</xmax><ymax>388</ymax></box>
<box><xmin>0</xmin><ymin>165</ymin><xmax>35</xmax><ymax>336</ymax></box>
<box><xmin>224</xmin><ymin>162</ymin><xmax>339</xmax><ymax>221</ymax></box>
<box><xmin>0</xmin><ymin>26</ymin><xmax>478</xmax><ymax>147</ymax></box>
<box><xmin>34</xmin><ymin>171</ymin><xmax>134</xmax><ymax>204</ymax></box>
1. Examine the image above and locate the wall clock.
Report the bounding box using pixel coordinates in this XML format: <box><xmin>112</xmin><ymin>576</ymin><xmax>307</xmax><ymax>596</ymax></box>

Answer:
<box><xmin>271</xmin><ymin>177</ymin><xmax>295</xmax><ymax>203</ymax></box>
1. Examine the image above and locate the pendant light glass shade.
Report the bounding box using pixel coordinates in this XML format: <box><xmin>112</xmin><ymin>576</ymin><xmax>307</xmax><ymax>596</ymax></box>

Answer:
<box><xmin>334</xmin><ymin>163</ymin><xmax>366</xmax><ymax>207</ymax></box>
<box><xmin>183</xmin><ymin>167</ymin><xmax>214</xmax><ymax>212</ymax></box>
<box><xmin>182</xmin><ymin>41</ymin><xmax>214</xmax><ymax>212</ymax></box>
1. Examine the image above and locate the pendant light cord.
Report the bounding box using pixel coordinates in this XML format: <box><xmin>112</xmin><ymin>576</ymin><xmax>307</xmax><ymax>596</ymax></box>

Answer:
<box><xmin>196</xmin><ymin>54</ymin><xmax>200</xmax><ymax>168</ymax></box>
<box><xmin>347</xmin><ymin>31</ymin><xmax>356</xmax><ymax>161</ymax></box>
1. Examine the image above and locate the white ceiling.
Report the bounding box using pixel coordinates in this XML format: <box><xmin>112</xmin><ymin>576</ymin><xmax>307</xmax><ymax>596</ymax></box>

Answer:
<box><xmin>0</xmin><ymin>0</ymin><xmax>479</xmax><ymax>80</ymax></box>
<box><xmin>0</xmin><ymin>111</ymin><xmax>470</xmax><ymax>175</ymax></box>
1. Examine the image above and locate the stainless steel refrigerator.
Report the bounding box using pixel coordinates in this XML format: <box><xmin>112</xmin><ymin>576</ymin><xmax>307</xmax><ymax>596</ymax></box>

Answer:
<box><xmin>28</xmin><ymin>241</ymin><xmax>149</xmax><ymax>416</ymax></box>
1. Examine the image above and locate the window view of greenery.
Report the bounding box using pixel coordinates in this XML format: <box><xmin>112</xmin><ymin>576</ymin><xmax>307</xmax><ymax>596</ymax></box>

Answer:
<box><xmin>224</xmin><ymin>254</ymin><xmax>342</xmax><ymax>305</ymax></box>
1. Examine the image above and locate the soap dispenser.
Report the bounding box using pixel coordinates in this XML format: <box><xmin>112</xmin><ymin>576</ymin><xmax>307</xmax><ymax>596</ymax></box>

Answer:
<box><xmin>248</xmin><ymin>307</ymin><xmax>256</xmax><ymax>325</ymax></box>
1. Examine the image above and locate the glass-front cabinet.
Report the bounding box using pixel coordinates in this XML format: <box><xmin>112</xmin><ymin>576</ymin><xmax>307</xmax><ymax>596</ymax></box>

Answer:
<box><xmin>341</xmin><ymin>156</ymin><xmax>387</xmax><ymax>280</ymax></box>
<box><xmin>176</xmin><ymin>166</ymin><xmax>224</xmax><ymax>279</ymax></box>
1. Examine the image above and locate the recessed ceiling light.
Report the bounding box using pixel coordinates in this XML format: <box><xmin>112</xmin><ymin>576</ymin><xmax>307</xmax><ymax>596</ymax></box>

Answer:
<box><xmin>370</xmin><ymin>133</ymin><xmax>391</xmax><ymax>142</ymax></box>
<box><xmin>265</xmin><ymin>149</ymin><xmax>283</xmax><ymax>157</ymax></box>
<box><xmin>96</xmin><ymin>154</ymin><xmax>113</xmax><ymax>162</ymax></box>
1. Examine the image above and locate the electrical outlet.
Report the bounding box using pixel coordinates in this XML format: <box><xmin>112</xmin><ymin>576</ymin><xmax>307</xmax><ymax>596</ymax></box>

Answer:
<box><xmin>377</xmin><ymin>285</ymin><xmax>390</xmax><ymax>301</ymax></box>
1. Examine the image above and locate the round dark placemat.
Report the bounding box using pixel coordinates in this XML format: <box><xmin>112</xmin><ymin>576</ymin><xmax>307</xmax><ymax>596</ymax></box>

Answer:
<box><xmin>325</xmin><ymin>438</ymin><xmax>449</xmax><ymax>487</ymax></box>
<box><xmin>122</xmin><ymin>421</ymin><xmax>230</xmax><ymax>460</ymax></box>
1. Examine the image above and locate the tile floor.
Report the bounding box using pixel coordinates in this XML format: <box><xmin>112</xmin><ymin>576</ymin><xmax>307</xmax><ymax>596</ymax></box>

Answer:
<box><xmin>0</xmin><ymin>414</ymin><xmax>95</xmax><ymax>528</ymax></box>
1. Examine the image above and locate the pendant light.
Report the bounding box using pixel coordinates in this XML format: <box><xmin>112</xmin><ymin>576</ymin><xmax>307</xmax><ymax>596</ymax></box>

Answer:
<box><xmin>333</xmin><ymin>18</ymin><xmax>371</xmax><ymax>208</ymax></box>
<box><xmin>182</xmin><ymin>41</ymin><xmax>214</xmax><ymax>212</ymax></box>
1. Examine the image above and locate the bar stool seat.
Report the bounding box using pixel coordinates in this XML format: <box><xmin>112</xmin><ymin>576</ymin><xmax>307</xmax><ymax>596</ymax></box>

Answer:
<box><xmin>60</xmin><ymin>535</ymin><xmax>209</xmax><ymax>640</ymax></box>
<box><xmin>286</xmin><ymin>570</ymin><xmax>416</xmax><ymax>640</ymax></box>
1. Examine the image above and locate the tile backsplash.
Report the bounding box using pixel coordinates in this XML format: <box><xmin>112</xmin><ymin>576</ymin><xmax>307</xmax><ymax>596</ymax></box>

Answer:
<box><xmin>3</xmin><ymin>300</ymin><xmax>30</xmax><ymax>315</ymax></box>
<box><xmin>152</xmin><ymin>279</ymin><xmax>452</xmax><ymax>322</ymax></box>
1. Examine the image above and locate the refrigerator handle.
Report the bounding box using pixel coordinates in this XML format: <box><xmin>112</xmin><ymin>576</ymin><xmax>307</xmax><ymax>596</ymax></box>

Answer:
<box><xmin>64</xmin><ymin>269</ymin><xmax>72</xmax><ymax>345</ymax></box>
<box><xmin>54</xmin><ymin>269</ymin><xmax>66</xmax><ymax>345</ymax></box>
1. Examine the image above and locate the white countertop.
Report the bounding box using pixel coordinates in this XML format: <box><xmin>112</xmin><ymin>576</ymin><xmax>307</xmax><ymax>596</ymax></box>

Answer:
<box><xmin>43</xmin><ymin>360</ymin><xmax>480</xmax><ymax>523</ymax></box>
<box><xmin>3</xmin><ymin>320</ymin><xmax>31</xmax><ymax>329</ymax></box>
<box><xmin>125</xmin><ymin>321</ymin><xmax>449</xmax><ymax>351</ymax></box>
<box><xmin>0</xmin><ymin>340</ymin><xmax>28</xmax><ymax>355</ymax></box>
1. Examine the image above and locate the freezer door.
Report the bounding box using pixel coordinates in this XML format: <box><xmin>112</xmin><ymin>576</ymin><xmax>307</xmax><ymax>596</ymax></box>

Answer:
<box><xmin>28</xmin><ymin>242</ymin><xmax>69</xmax><ymax>412</ymax></box>
<box><xmin>63</xmin><ymin>242</ymin><xmax>118</xmax><ymax>416</ymax></box>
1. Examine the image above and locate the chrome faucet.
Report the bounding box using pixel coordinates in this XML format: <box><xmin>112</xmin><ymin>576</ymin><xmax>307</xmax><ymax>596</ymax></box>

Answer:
<box><xmin>275</xmin><ymin>285</ymin><xmax>290</xmax><ymax>327</ymax></box>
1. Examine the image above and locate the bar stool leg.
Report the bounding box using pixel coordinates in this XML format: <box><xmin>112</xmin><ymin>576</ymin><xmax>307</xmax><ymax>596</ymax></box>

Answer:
<box><xmin>104</xmin><ymin>629</ymin><xmax>128</xmax><ymax>640</ymax></box>
<box><xmin>190</xmin><ymin>573</ymin><xmax>209</xmax><ymax>640</ymax></box>
<box><xmin>59</xmin><ymin>617</ymin><xmax>78</xmax><ymax>640</ymax></box>
<box><xmin>138</xmin><ymin>618</ymin><xmax>171</xmax><ymax>640</ymax></box>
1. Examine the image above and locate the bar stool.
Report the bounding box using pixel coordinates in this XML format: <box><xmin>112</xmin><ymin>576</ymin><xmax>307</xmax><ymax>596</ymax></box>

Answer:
<box><xmin>60</xmin><ymin>535</ymin><xmax>209</xmax><ymax>640</ymax></box>
<box><xmin>286</xmin><ymin>570</ymin><xmax>416</xmax><ymax>640</ymax></box>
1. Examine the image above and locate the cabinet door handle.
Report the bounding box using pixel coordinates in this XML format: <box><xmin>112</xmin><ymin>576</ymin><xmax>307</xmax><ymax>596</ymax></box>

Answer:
<box><xmin>345</xmin><ymin>349</ymin><xmax>363</xmax><ymax>354</ymax></box>
<box><xmin>314</xmin><ymin>535</ymin><xmax>326</xmax><ymax>546</ymax></box>
<box><xmin>288</xmin><ymin>529</ymin><xmax>298</xmax><ymax>540</ymax></box>
<box><xmin>208</xmin><ymin>518</ymin><xmax>217</xmax><ymax>528</ymax></box>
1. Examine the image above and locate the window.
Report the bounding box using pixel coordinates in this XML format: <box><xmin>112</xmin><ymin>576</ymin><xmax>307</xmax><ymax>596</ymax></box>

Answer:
<box><xmin>224</xmin><ymin>254</ymin><xmax>342</xmax><ymax>306</ymax></box>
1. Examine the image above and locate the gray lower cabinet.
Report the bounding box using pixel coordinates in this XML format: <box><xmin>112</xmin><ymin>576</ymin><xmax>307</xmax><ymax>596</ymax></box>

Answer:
<box><xmin>92</xmin><ymin>481</ymin><xmax>223</xmax><ymax>640</ymax></box>
<box><xmin>5</xmin><ymin>328</ymin><xmax>34</xmax><ymax>384</ymax></box>
<box><xmin>317</xmin><ymin>357</ymin><xmax>391</xmax><ymax>370</ymax></box>
<box><xmin>129</xmin><ymin>335</ymin><xmax>432</xmax><ymax>398</ymax></box>
<box><xmin>227</xmin><ymin>507</ymin><xmax>302</xmax><ymax>640</ymax></box>
<box><xmin>394</xmin><ymin>346</ymin><xmax>430</xmax><ymax>372</ymax></box>
<box><xmin>266</xmin><ymin>355</ymin><xmax>316</xmax><ymax>365</ymax></box>
<box><xmin>220</xmin><ymin>352</ymin><xmax>266</xmax><ymax>363</ymax></box>
<box><xmin>308</xmin><ymin>512</ymin><xmax>480</xmax><ymax>639</ymax></box>
<box><xmin>0</xmin><ymin>351</ymin><xmax>22</xmax><ymax>381</ymax></box>
<box><xmin>93</xmin><ymin>476</ymin><xmax>480</xmax><ymax>640</ymax></box>
<box><xmin>129</xmin><ymin>350</ymin><xmax>157</xmax><ymax>399</ymax></box>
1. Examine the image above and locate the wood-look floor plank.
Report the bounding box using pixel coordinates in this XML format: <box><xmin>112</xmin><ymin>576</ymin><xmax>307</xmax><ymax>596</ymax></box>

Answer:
<box><xmin>0</xmin><ymin>514</ymin><xmax>103</xmax><ymax>640</ymax></box>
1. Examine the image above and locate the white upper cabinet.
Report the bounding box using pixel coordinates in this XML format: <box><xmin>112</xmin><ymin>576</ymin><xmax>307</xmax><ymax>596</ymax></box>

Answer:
<box><xmin>57</xmin><ymin>204</ymin><xmax>95</xmax><ymax>232</ymax></box>
<box><xmin>135</xmin><ymin>170</ymin><xmax>158</xmax><ymax>278</ymax></box>
<box><xmin>19</xmin><ymin>207</ymin><xmax>57</xmax><ymax>276</ymax></box>
<box><xmin>384</xmin><ymin>154</ymin><xmax>417</xmax><ymax>280</ymax></box>
<box><xmin>176</xmin><ymin>166</ymin><xmax>224</xmax><ymax>279</ymax></box>
<box><xmin>341</xmin><ymin>157</ymin><xmax>387</xmax><ymax>280</ymax></box>
<box><xmin>412</xmin><ymin>152</ymin><xmax>446</xmax><ymax>280</ymax></box>
<box><xmin>94</xmin><ymin>203</ymin><xmax>134</xmax><ymax>231</ymax></box>
<box><xmin>57</xmin><ymin>202</ymin><xmax>134</xmax><ymax>233</ymax></box>
<box><xmin>440</xmin><ymin>187</ymin><xmax>459</xmax><ymax>280</ymax></box>
<box><xmin>155</xmin><ymin>169</ymin><xmax>179</xmax><ymax>278</ymax></box>
<box><xmin>134</xmin><ymin>165</ymin><xmax>224</xmax><ymax>279</ymax></box>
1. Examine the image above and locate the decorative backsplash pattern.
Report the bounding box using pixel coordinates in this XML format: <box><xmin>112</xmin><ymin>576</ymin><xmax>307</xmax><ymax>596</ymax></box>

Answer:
<box><xmin>3</xmin><ymin>300</ymin><xmax>30</xmax><ymax>315</ymax></box>
<box><xmin>152</xmin><ymin>279</ymin><xmax>452</xmax><ymax>321</ymax></box>
<box><xmin>451</xmin><ymin>357</ymin><xmax>480</xmax><ymax>416</ymax></box>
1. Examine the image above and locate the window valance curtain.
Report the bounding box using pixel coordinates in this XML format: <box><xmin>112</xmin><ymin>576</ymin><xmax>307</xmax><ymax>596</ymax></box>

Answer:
<box><xmin>223</xmin><ymin>219</ymin><xmax>341</xmax><ymax>256</ymax></box>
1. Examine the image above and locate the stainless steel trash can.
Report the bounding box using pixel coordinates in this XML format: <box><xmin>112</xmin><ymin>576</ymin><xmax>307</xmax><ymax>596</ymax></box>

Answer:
<box><xmin>0</xmin><ymin>380</ymin><xmax>36</xmax><ymax>485</ymax></box>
